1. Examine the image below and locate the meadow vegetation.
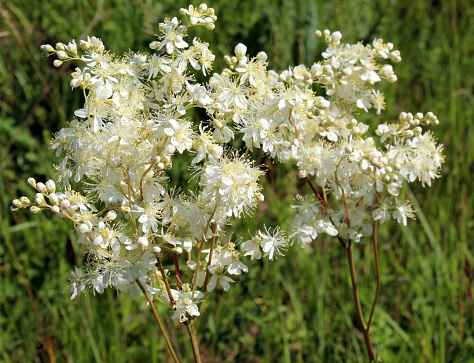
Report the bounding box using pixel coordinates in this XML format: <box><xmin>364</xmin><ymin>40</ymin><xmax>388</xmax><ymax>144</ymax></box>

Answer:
<box><xmin>0</xmin><ymin>0</ymin><xmax>472</xmax><ymax>361</ymax></box>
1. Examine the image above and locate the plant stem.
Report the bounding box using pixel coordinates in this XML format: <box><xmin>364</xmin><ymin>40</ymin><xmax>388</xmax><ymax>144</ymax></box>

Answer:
<box><xmin>202</xmin><ymin>223</ymin><xmax>218</xmax><ymax>294</ymax></box>
<box><xmin>367</xmin><ymin>221</ymin><xmax>380</xmax><ymax>330</ymax></box>
<box><xmin>346</xmin><ymin>244</ymin><xmax>375</xmax><ymax>361</ymax></box>
<box><xmin>174</xmin><ymin>253</ymin><xmax>182</xmax><ymax>290</ymax></box>
<box><xmin>136</xmin><ymin>279</ymin><xmax>180</xmax><ymax>363</ymax></box>
<box><xmin>185</xmin><ymin>322</ymin><xmax>202</xmax><ymax>363</ymax></box>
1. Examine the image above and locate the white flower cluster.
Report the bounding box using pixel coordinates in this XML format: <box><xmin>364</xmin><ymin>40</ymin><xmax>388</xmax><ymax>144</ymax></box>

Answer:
<box><xmin>12</xmin><ymin>4</ymin><xmax>445</xmax><ymax>325</ymax></box>
<box><xmin>192</xmin><ymin>29</ymin><xmax>444</xmax><ymax>247</ymax></box>
<box><xmin>12</xmin><ymin>4</ymin><xmax>282</xmax><ymax>324</ymax></box>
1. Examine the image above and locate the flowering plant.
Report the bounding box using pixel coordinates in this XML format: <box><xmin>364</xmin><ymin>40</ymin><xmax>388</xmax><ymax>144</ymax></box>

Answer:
<box><xmin>11</xmin><ymin>3</ymin><xmax>444</xmax><ymax>362</ymax></box>
<box><xmin>10</xmin><ymin>4</ymin><xmax>287</xmax><ymax>361</ymax></box>
<box><xmin>210</xmin><ymin>29</ymin><xmax>444</xmax><ymax>360</ymax></box>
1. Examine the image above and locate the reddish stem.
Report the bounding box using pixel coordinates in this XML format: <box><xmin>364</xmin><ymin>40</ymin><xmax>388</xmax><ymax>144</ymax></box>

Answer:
<box><xmin>174</xmin><ymin>253</ymin><xmax>182</xmax><ymax>290</ymax></box>
<box><xmin>367</xmin><ymin>221</ymin><xmax>380</xmax><ymax>331</ymax></box>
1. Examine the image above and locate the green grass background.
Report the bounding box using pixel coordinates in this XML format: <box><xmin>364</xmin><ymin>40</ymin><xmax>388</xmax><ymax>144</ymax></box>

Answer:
<box><xmin>1</xmin><ymin>0</ymin><xmax>473</xmax><ymax>361</ymax></box>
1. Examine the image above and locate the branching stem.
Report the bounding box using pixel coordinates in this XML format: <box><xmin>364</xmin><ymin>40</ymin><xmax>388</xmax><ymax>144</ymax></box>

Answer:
<box><xmin>136</xmin><ymin>279</ymin><xmax>179</xmax><ymax>363</ymax></box>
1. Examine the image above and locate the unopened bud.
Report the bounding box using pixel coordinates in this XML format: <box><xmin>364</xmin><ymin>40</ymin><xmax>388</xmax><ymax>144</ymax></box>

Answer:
<box><xmin>35</xmin><ymin>193</ymin><xmax>45</xmax><ymax>205</ymax></box>
<box><xmin>48</xmin><ymin>193</ymin><xmax>59</xmax><ymax>205</ymax></box>
<box><xmin>45</xmin><ymin>180</ymin><xmax>56</xmax><ymax>193</ymax></box>
<box><xmin>151</xmin><ymin>155</ymin><xmax>161</xmax><ymax>163</ymax></box>
<box><xmin>56</xmin><ymin>51</ymin><xmax>67</xmax><ymax>60</ymax></box>
<box><xmin>234</xmin><ymin>43</ymin><xmax>247</xmax><ymax>58</ymax></box>
<box><xmin>51</xmin><ymin>205</ymin><xmax>60</xmax><ymax>214</ymax></box>
<box><xmin>173</xmin><ymin>246</ymin><xmax>183</xmax><ymax>254</ymax></box>
<box><xmin>30</xmin><ymin>206</ymin><xmax>41</xmax><ymax>214</ymax></box>
<box><xmin>27</xmin><ymin>177</ymin><xmax>36</xmax><ymax>188</ymax></box>
<box><xmin>105</xmin><ymin>210</ymin><xmax>117</xmax><ymax>221</ymax></box>
<box><xmin>152</xmin><ymin>246</ymin><xmax>162</xmax><ymax>253</ymax></box>
<box><xmin>36</xmin><ymin>182</ymin><xmax>46</xmax><ymax>192</ymax></box>
<box><xmin>298</xmin><ymin>170</ymin><xmax>307</xmax><ymax>178</ymax></box>
<box><xmin>345</xmin><ymin>145</ymin><xmax>353</xmax><ymax>154</ymax></box>
<box><xmin>60</xmin><ymin>200</ymin><xmax>71</xmax><ymax>209</ymax></box>
<box><xmin>20</xmin><ymin>196</ymin><xmax>30</xmax><ymax>204</ymax></box>
<box><xmin>137</xmin><ymin>236</ymin><xmax>149</xmax><ymax>249</ymax></box>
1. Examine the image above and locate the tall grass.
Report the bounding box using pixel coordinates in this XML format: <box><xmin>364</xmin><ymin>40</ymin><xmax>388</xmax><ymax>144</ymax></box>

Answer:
<box><xmin>1</xmin><ymin>0</ymin><xmax>472</xmax><ymax>361</ymax></box>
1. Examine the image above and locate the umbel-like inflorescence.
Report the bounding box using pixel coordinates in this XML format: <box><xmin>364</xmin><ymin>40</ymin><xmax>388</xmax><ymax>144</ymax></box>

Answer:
<box><xmin>199</xmin><ymin>30</ymin><xmax>444</xmax><ymax>247</ymax></box>
<box><xmin>11</xmin><ymin>4</ymin><xmax>445</xmax><ymax>358</ymax></box>
<box><xmin>11</xmin><ymin>4</ymin><xmax>286</xmax><ymax>325</ymax></box>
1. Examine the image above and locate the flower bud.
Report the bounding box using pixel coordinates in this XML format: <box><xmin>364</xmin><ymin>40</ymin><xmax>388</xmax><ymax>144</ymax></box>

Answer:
<box><xmin>53</xmin><ymin>59</ymin><xmax>63</xmax><ymax>67</ymax></box>
<box><xmin>105</xmin><ymin>210</ymin><xmax>117</xmax><ymax>221</ymax></box>
<box><xmin>172</xmin><ymin>246</ymin><xmax>183</xmax><ymax>254</ymax></box>
<box><xmin>12</xmin><ymin>199</ymin><xmax>22</xmax><ymax>208</ymax></box>
<box><xmin>199</xmin><ymin>3</ymin><xmax>208</xmax><ymax>12</ymax></box>
<box><xmin>66</xmin><ymin>42</ymin><xmax>77</xmax><ymax>53</ymax></box>
<box><xmin>20</xmin><ymin>196</ymin><xmax>31</xmax><ymax>204</ymax></box>
<box><xmin>56</xmin><ymin>51</ymin><xmax>68</xmax><ymax>60</ymax></box>
<box><xmin>151</xmin><ymin>155</ymin><xmax>161</xmax><ymax>163</ymax></box>
<box><xmin>298</xmin><ymin>170</ymin><xmax>307</xmax><ymax>178</ymax></box>
<box><xmin>36</xmin><ymin>182</ymin><xmax>46</xmax><ymax>192</ymax></box>
<box><xmin>137</xmin><ymin>236</ymin><xmax>149</xmax><ymax>249</ymax></box>
<box><xmin>392</xmin><ymin>175</ymin><xmax>399</xmax><ymax>182</ymax></box>
<box><xmin>41</xmin><ymin>44</ymin><xmax>55</xmax><ymax>53</ymax></box>
<box><xmin>55</xmin><ymin>42</ymin><xmax>65</xmax><ymax>51</ymax></box>
<box><xmin>234</xmin><ymin>43</ymin><xmax>247</xmax><ymax>58</ymax></box>
<box><xmin>48</xmin><ymin>193</ymin><xmax>59</xmax><ymax>205</ymax></box>
<box><xmin>153</xmin><ymin>246</ymin><xmax>162</xmax><ymax>253</ymax></box>
<box><xmin>344</xmin><ymin>145</ymin><xmax>353</xmax><ymax>154</ymax></box>
<box><xmin>35</xmin><ymin>193</ymin><xmax>45</xmax><ymax>205</ymax></box>
<box><xmin>27</xmin><ymin>177</ymin><xmax>36</xmax><ymax>187</ymax></box>
<box><xmin>46</xmin><ymin>180</ymin><xmax>56</xmax><ymax>193</ymax></box>
<box><xmin>30</xmin><ymin>206</ymin><xmax>41</xmax><ymax>214</ymax></box>
<box><xmin>51</xmin><ymin>205</ymin><xmax>60</xmax><ymax>214</ymax></box>
<box><xmin>256</xmin><ymin>193</ymin><xmax>264</xmax><ymax>202</ymax></box>
<box><xmin>70</xmin><ymin>79</ymin><xmax>81</xmax><ymax>88</ymax></box>
<box><xmin>121</xmin><ymin>206</ymin><xmax>131</xmax><ymax>213</ymax></box>
<box><xmin>60</xmin><ymin>200</ymin><xmax>71</xmax><ymax>209</ymax></box>
<box><xmin>331</xmin><ymin>31</ymin><xmax>342</xmax><ymax>41</ymax></box>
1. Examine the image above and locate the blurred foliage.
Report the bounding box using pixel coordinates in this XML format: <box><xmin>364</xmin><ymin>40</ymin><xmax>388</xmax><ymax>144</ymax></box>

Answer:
<box><xmin>1</xmin><ymin>0</ymin><xmax>473</xmax><ymax>362</ymax></box>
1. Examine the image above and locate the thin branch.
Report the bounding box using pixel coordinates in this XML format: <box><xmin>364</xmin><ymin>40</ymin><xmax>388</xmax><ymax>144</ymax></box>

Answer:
<box><xmin>347</xmin><ymin>244</ymin><xmax>375</xmax><ymax>361</ymax></box>
<box><xmin>367</xmin><ymin>221</ymin><xmax>380</xmax><ymax>331</ymax></box>
<box><xmin>135</xmin><ymin>279</ymin><xmax>179</xmax><ymax>363</ymax></box>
